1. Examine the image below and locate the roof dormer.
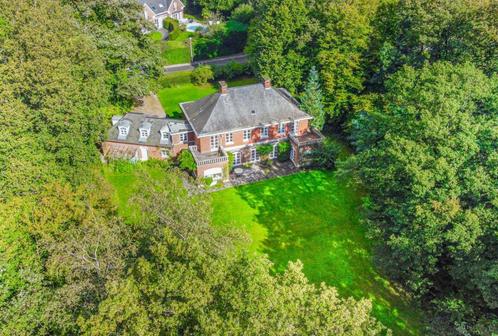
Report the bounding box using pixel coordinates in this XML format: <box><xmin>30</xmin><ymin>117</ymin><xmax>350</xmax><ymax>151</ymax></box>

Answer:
<box><xmin>139</xmin><ymin>120</ymin><xmax>152</xmax><ymax>142</ymax></box>
<box><xmin>117</xmin><ymin>119</ymin><xmax>131</xmax><ymax>140</ymax></box>
<box><xmin>160</xmin><ymin>124</ymin><xmax>171</xmax><ymax>144</ymax></box>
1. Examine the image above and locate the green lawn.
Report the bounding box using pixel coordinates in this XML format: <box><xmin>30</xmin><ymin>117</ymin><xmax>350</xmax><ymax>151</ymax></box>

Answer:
<box><xmin>162</xmin><ymin>31</ymin><xmax>194</xmax><ymax>65</ymax></box>
<box><xmin>211</xmin><ymin>170</ymin><xmax>425</xmax><ymax>335</ymax></box>
<box><xmin>158</xmin><ymin>75</ymin><xmax>258</xmax><ymax>118</ymax></box>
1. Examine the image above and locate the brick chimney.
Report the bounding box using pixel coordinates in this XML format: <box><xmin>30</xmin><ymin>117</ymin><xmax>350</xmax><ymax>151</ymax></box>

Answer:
<box><xmin>219</xmin><ymin>81</ymin><xmax>228</xmax><ymax>94</ymax></box>
<box><xmin>262</xmin><ymin>77</ymin><xmax>271</xmax><ymax>89</ymax></box>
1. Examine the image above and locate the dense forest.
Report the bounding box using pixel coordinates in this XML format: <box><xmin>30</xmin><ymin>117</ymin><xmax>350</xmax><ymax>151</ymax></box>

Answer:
<box><xmin>0</xmin><ymin>0</ymin><xmax>384</xmax><ymax>334</ymax></box>
<box><xmin>247</xmin><ymin>0</ymin><xmax>498</xmax><ymax>334</ymax></box>
<box><xmin>1</xmin><ymin>0</ymin><xmax>497</xmax><ymax>335</ymax></box>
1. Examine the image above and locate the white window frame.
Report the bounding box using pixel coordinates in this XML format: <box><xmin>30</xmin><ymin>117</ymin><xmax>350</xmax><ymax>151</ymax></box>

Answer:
<box><xmin>279</xmin><ymin>122</ymin><xmax>286</xmax><ymax>134</ymax></box>
<box><xmin>225</xmin><ymin>132</ymin><xmax>233</xmax><ymax>144</ymax></box>
<box><xmin>161</xmin><ymin>131</ymin><xmax>169</xmax><ymax>141</ymax></box>
<box><xmin>140</xmin><ymin>129</ymin><xmax>149</xmax><ymax>138</ymax></box>
<box><xmin>210</xmin><ymin>135</ymin><xmax>219</xmax><ymax>151</ymax></box>
<box><xmin>243</xmin><ymin>129</ymin><xmax>251</xmax><ymax>142</ymax></box>
<box><xmin>250</xmin><ymin>148</ymin><xmax>259</xmax><ymax>162</ymax></box>
<box><xmin>233</xmin><ymin>151</ymin><xmax>241</xmax><ymax>166</ymax></box>
<box><xmin>270</xmin><ymin>143</ymin><xmax>278</xmax><ymax>159</ymax></box>
<box><xmin>119</xmin><ymin>127</ymin><xmax>128</xmax><ymax>136</ymax></box>
<box><xmin>261</xmin><ymin>126</ymin><xmax>269</xmax><ymax>138</ymax></box>
<box><xmin>160</xmin><ymin>149</ymin><xmax>169</xmax><ymax>159</ymax></box>
<box><xmin>179</xmin><ymin>133</ymin><xmax>188</xmax><ymax>143</ymax></box>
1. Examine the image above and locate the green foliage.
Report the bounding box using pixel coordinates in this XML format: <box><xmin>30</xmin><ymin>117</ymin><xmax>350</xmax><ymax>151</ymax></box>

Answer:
<box><xmin>230</xmin><ymin>3</ymin><xmax>255</xmax><ymax>24</ymax></box>
<box><xmin>177</xmin><ymin>149</ymin><xmax>197</xmax><ymax>173</ymax></box>
<box><xmin>256</xmin><ymin>144</ymin><xmax>273</xmax><ymax>158</ymax></box>
<box><xmin>300</xmin><ymin>66</ymin><xmax>325</xmax><ymax>130</ymax></box>
<box><xmin>190</xmin><ymin>65</ymin><xmax>214</xmax><ymax>85</ymax></box>
<box><xmin>82</xmin><ymin>170</ymin><xmax>388</xmax><ymax>335</ymax></box>
<box><xmin>213</xmin><ymin>61</ymin><xmax>252</xmax><ymax>80</ymax></box>
<box><xmin>212</xmin><ymin>170</ymin><xmax>422</xmax><ymax>334</ymax></box>
<box><xmin>163</xmin><ymin>17</ymin><xmax>179</xmax><ymax>32</ymax></box>
<box><xmin>307</xmin><ymin>139</ymin><xmax>340</xmax><ymax>169</ymax></box>
<box><xmin>277</xmin><ymin>141</ymin><xmax>291</xmax><ymax>161</ymax></box>
<box><xmin>367</xmin><ymin>0</ymin><xmax>498</xmax><ymax>86</ymax></box>
<box><xmin>227</xmin><ymin>152</ymin><xmax>235</xmax><ymax>171</ymax></box>
<box><xmin>194</xmin><ymin>21</ymin><xmax>248</xmax><ymax>60</ymax></box>
<box><xmin>351</xmin><ymin>62</ymin><xmax>498</xmax><ymax>334</ymax></box>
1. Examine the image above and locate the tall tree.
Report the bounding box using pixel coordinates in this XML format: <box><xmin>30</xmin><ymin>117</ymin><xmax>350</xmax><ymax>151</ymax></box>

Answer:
<box><xmin>246</xmin><ymin>0</ymin><xmax>318</xmax><ymax>93</ymax></box>
<box><xmin>351</xmin><ymin>62</ymin><xmax>498</xmax><ymax>334</ymax></box>
<box><xmin>300</xmin><ymin>66</ymin><xmax>325</xmax><ymax>130</ymax></box>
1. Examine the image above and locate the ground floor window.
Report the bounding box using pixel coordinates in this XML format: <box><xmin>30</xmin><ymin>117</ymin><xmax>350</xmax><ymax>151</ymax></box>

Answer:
<box><xmin>160</xmin><ymin>149</ymin><xmax>169</xmax><ymax>159</ymax></box>
<box><xmin>269</xmin><ymin>143</ymin><xmax>278</xmax><ymax>159</ymax></box>
<box><xmin>233</xmin><ymin>151</ymin><xmax>241</xmax><ymax>166</ymax></box>
<box><xmin>250</xmin><ymin>148</ymin><xmax>259</xmax><ymax>162</ymax></box>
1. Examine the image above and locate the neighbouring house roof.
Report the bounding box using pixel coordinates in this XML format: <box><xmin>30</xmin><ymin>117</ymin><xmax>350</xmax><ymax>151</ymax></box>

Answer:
<box><xmin>139</xmin><ymin>0</ymin><xmax>183</xmax><ymax>15</ymax></box>
<box><xmin>107</xmin><ymin>112</ymin><xmax>192</xmax><ymax>147</ymax></box>
<box><xmin>180</xmin><ymin>83</ymin><xmax>312</xmax><ymax>136</ymax></box>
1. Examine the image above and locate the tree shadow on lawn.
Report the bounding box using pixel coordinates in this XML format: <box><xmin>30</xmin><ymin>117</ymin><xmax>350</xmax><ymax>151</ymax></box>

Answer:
<box><xmin>234</xmin><ymin>170</ymin><xmax>424</xmax><ymax>335</ymax></box>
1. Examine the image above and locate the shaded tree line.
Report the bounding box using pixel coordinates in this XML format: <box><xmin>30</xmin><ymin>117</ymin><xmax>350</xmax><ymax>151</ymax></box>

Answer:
<box><xmin>248</xmin><ymin>0</ymin><xmax>498</xmax><ymax>334</ymax></box>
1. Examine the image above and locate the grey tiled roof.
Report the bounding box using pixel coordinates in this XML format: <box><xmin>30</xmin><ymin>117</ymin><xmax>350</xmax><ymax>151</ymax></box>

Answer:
<box><xmin>139</xmin><ymin>0</ymin><xmax>177</xmax><ymax>14</ymax></box>
<box><xmin>107</xmin><ymin>113</ymin><xmax>191</xmax><ymax>147</ymax></box>
<box><xmin>180</xmin><ymin>83</ymin><xmax>311</xmax><ymax>136</ymax></box>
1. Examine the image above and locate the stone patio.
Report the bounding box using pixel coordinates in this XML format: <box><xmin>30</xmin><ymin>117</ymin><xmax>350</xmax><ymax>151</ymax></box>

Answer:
<box><xmin>228</xmin><ymin>160</ymin><xmax>299</xmax><ymax>187</ymax></box>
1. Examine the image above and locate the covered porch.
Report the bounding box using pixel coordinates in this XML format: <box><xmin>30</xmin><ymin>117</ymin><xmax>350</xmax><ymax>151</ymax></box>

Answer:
<box><xmin>289</xmin><ymin>128</ymin><xmax>325</xmax><ymax>167</ymax></box>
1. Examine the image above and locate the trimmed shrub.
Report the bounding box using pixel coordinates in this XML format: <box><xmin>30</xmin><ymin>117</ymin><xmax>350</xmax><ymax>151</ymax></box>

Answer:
<box><xmin>177</xmin><ymin>149</ymin><xmax>196</xmax><ymax>173</ymax></box>
<box><xmin>163</xmin><ymin>18</ymin><xmax>179</xmax><ymax>32</ymax></box>
<box><xmin>191</xmin><ymin>65</ymin><xmax>214</xmax><ymax>85</ymax></box>
<box><xmin>277</xmin><ymin>141</ymin><xmax>291</xmax><ymax>162</ymax></box>
<box><xmin>227</xmin><ymin>152</ymin><xmax>235</xmax><ymax>171</ymax></box>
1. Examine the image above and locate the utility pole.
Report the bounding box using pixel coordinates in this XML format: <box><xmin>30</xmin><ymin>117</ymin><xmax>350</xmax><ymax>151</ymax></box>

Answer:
<box><xmin>189</xmin><ymin>37</ymin><xmax>193</xmax><ymax>63</ymax></box>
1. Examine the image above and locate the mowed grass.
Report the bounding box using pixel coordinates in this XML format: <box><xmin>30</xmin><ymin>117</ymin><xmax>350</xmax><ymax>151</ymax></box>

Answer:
<box><xmin>211</xmin><ymin>170</ymin><xmax>424</xmax><ymax>335</ymax></box>
<box><xmin>162</xmin><ymin>31</ymin><xmax>194</xmax><ymax>65</ymax></box>
<box><xmin>158</xmin><ymin>74</ymin><xmax>258</xmax><ymax>118</ymax></box>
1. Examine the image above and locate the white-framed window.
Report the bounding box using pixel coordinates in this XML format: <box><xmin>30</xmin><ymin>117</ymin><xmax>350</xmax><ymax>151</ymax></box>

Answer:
<box><xmin>279</xmin><ymin>122</ymin><xmax>286</xmax><ymax>134</ymax></box>
<box><xmin>250</xmin><ymin>148</ymin><xmax>259</xmax><ymax>162</ymax></box>
<box><xmin>243</xmin><ymin>129</ymin><xmax>251</xmax><ymax>141</ymax></box>
<box><xmin>290</xmin><ymin>120</ymin><xmax>299</xmax><ymax>135</ymax></box>
<box><xmin>226</xmin><ymin>132</ymin><xmax>233</xmax><ymax>144</ymax></box>
<box><xmin>261</xmin><ymin>126</ymin><xmax>269</xmax><ymax>138</ymax></box>
<box><xmin>180</xmin><ymin>133</ymin><xmax>188</xmax><ymax>143</ymax></box>
<box><xmin>119</xmin><ymin>127</ymin><xmax>128</xmax><ymax>136</ymax></box>
<box><xmin>270</xmin><ymin>143</ymin><xmax>278</xmax><ymax>159</ymax></box>
<box><xmin>140</xmin><ymin>129</ymin><xmax>149</xmax><ymax>138</ymax></box>
<box><xmin>233</xmin><ymin>151</ymin><xmax>241</xmax><ymax>166</ymax></box>
<box><xmin>210</xmin><ymin>135</ymin><xmax>219</xmax><ymax>151</ymax></box>
<box><xmin>160</xmin><ymin>149</ymin><xmax>169</xmax><ymax>159</ymax></box>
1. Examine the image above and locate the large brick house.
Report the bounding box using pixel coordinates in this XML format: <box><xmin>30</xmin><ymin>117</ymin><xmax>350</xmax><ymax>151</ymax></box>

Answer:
<box><xmin>103</xmin><ymin>79</ymin><xmax>324</xmax><ymax>181</ymax></box>
<box><xmin>139</xmin><ymin>0</ymin><xmax>185</xmax><ymax>29</ymax></box>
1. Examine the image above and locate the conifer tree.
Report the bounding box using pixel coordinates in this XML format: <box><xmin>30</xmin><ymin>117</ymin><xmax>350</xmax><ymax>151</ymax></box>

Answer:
<box><xmin>300</xmin><ymin>66</ymin><xmax>325</xmax><ymax>130</ymax></box>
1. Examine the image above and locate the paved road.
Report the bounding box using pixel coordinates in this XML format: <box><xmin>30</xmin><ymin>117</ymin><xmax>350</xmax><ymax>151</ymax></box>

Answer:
<box><xmin>165</xmin><ymin>53</ymin><xmax>249</xmax><ymax>73</ymax></box>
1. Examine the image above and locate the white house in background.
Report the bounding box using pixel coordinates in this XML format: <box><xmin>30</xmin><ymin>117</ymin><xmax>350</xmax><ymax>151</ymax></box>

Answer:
<box><xmin>139</xmin><ymin>0</ymin><xmax>185</xmax><ymax>29</ymax></box>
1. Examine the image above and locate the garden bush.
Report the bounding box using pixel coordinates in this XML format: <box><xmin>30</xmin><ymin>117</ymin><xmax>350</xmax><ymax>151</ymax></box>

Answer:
<box><xmin>190</xmin><ymin>65</ymin><xmax>214</xmax><ymax>85</ymax></box>
<box><xmin>306</xmin><ymin>140</ymin><xmax>340</xmax><ymax>169</ymax></box>
<box><xmin>231</xmin><ymin>4</ymin><xmax>255</xmax><ymax>24</ymax></box>
<box><xmin>213</xmin><ymin>62</ymin><xmax>252</xmax><ymax>80</ymax></box>
<box><xmin>177</xmin><ymin>149</ymin><xmax>196</xmax><ymax>173</ymax></box>
<box><xmin>277</xmin><ymin>141</ymin><xmax>291</xmax><ymax>162</ymax></box>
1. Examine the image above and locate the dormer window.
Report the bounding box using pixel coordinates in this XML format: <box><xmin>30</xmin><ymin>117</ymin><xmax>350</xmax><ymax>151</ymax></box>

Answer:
<box><xmin>140</xmin><ymin>129</ymin><xmax>149</xmax><ymax>138</ymax></box>
<box><xmin>119</xmin><ymin>127</ymin><xmax>128</xmax><ymax>136</ymax></box>
<box><xmin>117</xmin><ymin>119</ymin><xmax>131</xmax><ymax>140</ymax></box>
<box><xmin>161</xmin><ymin>131</ymin><xmax>169</xmax><ymax>141</ymax></box>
